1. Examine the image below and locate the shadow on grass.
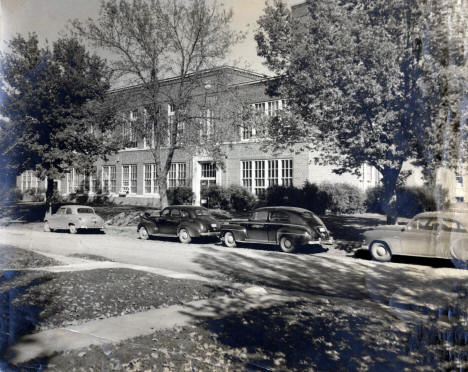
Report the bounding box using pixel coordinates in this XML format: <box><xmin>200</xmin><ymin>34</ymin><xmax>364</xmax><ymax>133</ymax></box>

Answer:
<box><xmin>0</xmin><ymin>271</ymin><xmax>53</xmax><ymax>371</ymax></box>
<box><xmin>183</xmin><ymin>246</ymin><xmax>468</xmax><ymax>370</ymax></box>
<box><xmin>322</xmin><ymin>214</ymin><xmax>385</xmax><ymax>242</ymax></box>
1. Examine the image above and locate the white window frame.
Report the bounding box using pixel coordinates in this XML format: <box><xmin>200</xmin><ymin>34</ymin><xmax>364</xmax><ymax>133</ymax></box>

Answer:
<box><xmin>241</xmin><ymin>99</ymin><xmax>284</xmax><ymax>142</ymax></box>
<box><xmin>144</xmin><ymin>163</ymin><xmax>159</xmax><ymax>194</ymax></box>
<box><xmin>167</xmin><ymin>163</ymin><xmax>186</xmax><ymax>188</ymax></box>
<box><xmin>102</xmin><ymin>165</ymin><xmax>116</xmax><ymax>193</ymax></box>
<box><xmin>241</xmin><ymin>158</ymin><xmax>293</xmax><ymax>195</ymax></box>
<box><xmin>21</xmin><ymin>170</ymin><xmax>39</xmax><ymax>191</ymax></box>
<box><xmin>122</xmin><ymin>164</ymin><xmax>137</xmax><ymax>194</ymax></box>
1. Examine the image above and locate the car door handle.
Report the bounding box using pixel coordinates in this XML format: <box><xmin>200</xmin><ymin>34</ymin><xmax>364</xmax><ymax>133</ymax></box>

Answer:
<box><xmin>251</xmin><ymin>224</ymin><xmax>264</xmax><ymax>229</ymax></box>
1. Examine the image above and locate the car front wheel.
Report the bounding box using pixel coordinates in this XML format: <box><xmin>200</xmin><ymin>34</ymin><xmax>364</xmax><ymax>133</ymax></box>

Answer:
<box><xmin>68</xmin><ymin>224</ymin><xmax>77</xmax><ymax>234</ymax></box>
<box><xmin>178</xmin><ymin>228</ymin><xmax>192</xmax><ymax>244</ymax></box>
<box><xmin>43</xmin><ymin>222</ymin><xmax>53</xmax><ymax>232</ymax></box>
<box><xmin>370</xmin><ymin>241</ymin><xmax>392</xmax><ymax>262</ymax></box>
<box><xmin>139</xmin><ymin>226</ymin><xmax>149</xmax><ymax>240</ymax></box>
<box><xmin>223</xmin><ymin>231</ymin><xmax>237</xmax><ymax>248</ymax></box>
<box><xmin>280</xmin><ymin>236</ymin><xmax>296</xmax><ymax>253</ymax></box>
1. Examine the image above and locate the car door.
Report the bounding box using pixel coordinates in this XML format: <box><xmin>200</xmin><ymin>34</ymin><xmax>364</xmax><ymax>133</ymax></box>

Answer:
<box><xmin>156</xmin><ymin>208</ymin><xmax>172</xmax><ymax>234</ymax></box>
<box><xmin>434</xmin><ymin>218</ymin><xmax>468</xmax><ymax>259</ymax></box>
<box><xmin>399</xmin><ymin>217</ymin><xmax>436</xmax><ymax>257</ymax></box>
<box><xmin>54</xmin><ymin>207</ymin><xmax>68</xmax><ymax>230</ymax></box>
<box><xmin>268</xmin><ymin>210</ymin><xmax>290</xmax><ymax>243</ymax></box>
<box><xmin>245</xmin><ymin>210</ymin><xmax>269</xmax><ymax>241</ymax></box>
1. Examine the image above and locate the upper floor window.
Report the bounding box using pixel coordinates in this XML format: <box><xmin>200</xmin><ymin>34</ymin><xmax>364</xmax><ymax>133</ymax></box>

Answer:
<box><xmin>167</xmin><ymin>104</ymin><xmax>184</xmax><ymax>144</ymax></box>
<box><xmin>241</xmin><ymin>99</ymin><xmax>284</xmax><ymax>141</ymax></box>
<box><xmin>123</xmin><ymin>110</ymin><xmax>138</xmax><ymax>148</ymax></box>
<box><xmin>200</xmin><ymin>109</ymin><xmax>213</xmax><ymax>140</ymax></box>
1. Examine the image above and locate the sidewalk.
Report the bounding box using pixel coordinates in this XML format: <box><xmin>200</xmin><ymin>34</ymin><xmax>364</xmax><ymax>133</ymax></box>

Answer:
<box><xmin>9</xmin><ymin>290</ymin><xmax>293</xmax><ymax>364</ymax></box>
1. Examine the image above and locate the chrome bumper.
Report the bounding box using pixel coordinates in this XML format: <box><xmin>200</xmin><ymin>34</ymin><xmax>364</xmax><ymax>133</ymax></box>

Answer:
<box><xmin>308</xmin><ymin>237</ymin><xmax>334</xmax><ymax>246</ymax></box>
<box><xmin>200</xmin><ymin>231</ymin><xmax>220</xmax><ymax>237</ymax></box>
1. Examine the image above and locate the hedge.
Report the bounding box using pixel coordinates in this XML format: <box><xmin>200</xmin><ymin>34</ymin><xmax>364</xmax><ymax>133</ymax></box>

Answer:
<box><xmin>365</xmin><ymin>185</ymin><xmax>449</xmax><ymax>217</ymax></box>
<box><xmin>201</xmin><ymin>185</ymin><xmax>256</xmax><ymax>213</ymax></box>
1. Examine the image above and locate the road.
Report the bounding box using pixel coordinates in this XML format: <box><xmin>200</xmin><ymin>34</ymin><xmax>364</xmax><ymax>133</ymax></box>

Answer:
<box><xmin>1</xmin><ymin>227</ymin><xmax>468</xmax><ymax>311</ymax></box>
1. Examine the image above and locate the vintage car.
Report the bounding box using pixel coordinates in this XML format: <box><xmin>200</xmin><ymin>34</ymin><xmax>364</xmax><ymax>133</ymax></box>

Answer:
<box><xmin>363</xmin><ymin>211</ymin><xmax>468</xmax><ymax>262</ymax></box>
<box><xmin>220</xmin><ymin>206</ymin><xmax>333</xmax><ymax>253</ymax></box>
<box><xmin>44</xmin><ymin>205</ymin><xmax>105</xmax><ymax>234</ymax></box>
<box><xmin>137</xmin><ymin>205</ymin><xmax>221</xmax><ymax>243</ymax></box>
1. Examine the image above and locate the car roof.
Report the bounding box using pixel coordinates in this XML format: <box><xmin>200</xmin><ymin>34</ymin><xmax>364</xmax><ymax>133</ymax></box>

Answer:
<box><xmin>255</xmin><ymin>206</ymin><xmax>313</xmax><ymax>214</ymax></box>
<box><xmin>415</xmin><ymin>211</ymin><xmax>468</xmax><ymax>222</ymax></box>
<box><xmin>59</xmin><ymin>205</ymin><xmax>93</xmax><ymax>209</ymax></box>
<box><xmin>166</xmin><ymin>205</ymin><xmax>206</xmax><ymax>209</ymax></box>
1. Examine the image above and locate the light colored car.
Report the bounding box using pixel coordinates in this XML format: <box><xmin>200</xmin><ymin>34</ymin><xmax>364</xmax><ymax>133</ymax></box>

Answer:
<box><xmin>362</xmin><ymin>211</ymin><xmax>468</xmax><ymax>263</ymax></box>
<box><xmin>44</xmin><ymin>205</ymin><xmax>105</xmax><ymax>234</ymax></box>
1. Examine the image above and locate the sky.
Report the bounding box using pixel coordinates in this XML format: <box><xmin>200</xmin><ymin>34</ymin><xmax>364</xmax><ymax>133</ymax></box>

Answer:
<box><xmin>0</xmin><ymin>0</ymin><xmax>304</xmax><ymax>75</ymax></box>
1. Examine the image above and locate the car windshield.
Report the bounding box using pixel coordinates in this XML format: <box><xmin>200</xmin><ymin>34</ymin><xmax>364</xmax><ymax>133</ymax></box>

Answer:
<box><xmin>77</xmin><ymin>208</ymin><xmax>94</xmax><ymax>214</ymax></box>
<box><xmin>301</xmin><ymin>212</ymin><xmax>324</xmax><ymax>226</ymax></box>
<box><xmin>193</xmin><ymin>208</ymin><xmax>210</xmax><ymax>216</ymax></box>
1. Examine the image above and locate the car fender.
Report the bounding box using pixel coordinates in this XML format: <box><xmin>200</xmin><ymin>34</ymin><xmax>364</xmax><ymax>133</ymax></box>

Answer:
<box><xmin>178</xmin><ymin>222</ymin><xmax>200</xmax><ymax>237</ymax></box>
<box><xmin>221</xmin><ymin>224</ymin><xmax>247</xmax><ymax>241</ymax></box>
<box><xmin>276</xmin><ymin>226</ymin><xmax>309</xmax><ymax>244</ymax></box>
<box><xmin>366</xmin><ymin>233</ymin><xmax>399</xmax><ymax>254</ymax></box>
<box><xmin>138</xmin><ymin>221</ymin><xmax>157</xmax><ymax>235</ymax></box>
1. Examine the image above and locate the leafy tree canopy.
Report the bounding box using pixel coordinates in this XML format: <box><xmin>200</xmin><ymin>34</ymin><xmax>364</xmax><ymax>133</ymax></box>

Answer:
<box><xmin>0</xmin><ymin>34</ymin><xmax>120</xmax><ymax>197</ymax></box>
<box><xmin>255</xmin><ymin>0</ymin><xmax>467</xmax><ymax>221</ymax></box>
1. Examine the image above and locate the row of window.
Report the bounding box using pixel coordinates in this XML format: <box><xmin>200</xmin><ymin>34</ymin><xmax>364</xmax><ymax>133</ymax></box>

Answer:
<box><xmin>241</xmin><ymin>159</ymin><xmax>293</xmax><ymax>195</ymax></box>
<box><xmin>122</xmin><ymin>99</ymin><xmax>285</xmax><ymax>149</ymax></box>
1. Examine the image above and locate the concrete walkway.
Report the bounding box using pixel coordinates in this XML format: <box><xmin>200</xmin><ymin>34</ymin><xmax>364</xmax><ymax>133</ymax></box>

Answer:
<box><xmin>9</xmin><ymin>292</ymin><xmax>293</xmax><ymax>364</ymax></box>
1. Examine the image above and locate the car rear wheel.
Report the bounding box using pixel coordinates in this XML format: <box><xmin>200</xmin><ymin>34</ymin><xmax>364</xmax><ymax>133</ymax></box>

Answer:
<box><xmin>139</xmin><ymin>226</ymin><xmax>149</xmax><ymax>240</ymax></box>
<box><xmin>223</xmin><ymin>232</ymin><xmax>237</xmax><ymax>248</ymax></box>
<box><xmin>43</xmin><ymin>222</ymin><xmax>53</xmax><ymax>232</ymax></box>
<box><xmin>370</xmin><ymin>241</ymin><xmax>392</xmax><ymax>262</ymax></box>
<box><xmin>178</xmin><ymin>228</ymin><xmax>192</xmax><ymax>244</ymax></box>
<box><xmin>280</xmin><ymin>236</ymin><xmax>296</xmax><ymax>253</ymax></box>
<box><xmin>68</xmin><ymin>224</ymin><xmax>77</xmax><ymax>234</ymax></box>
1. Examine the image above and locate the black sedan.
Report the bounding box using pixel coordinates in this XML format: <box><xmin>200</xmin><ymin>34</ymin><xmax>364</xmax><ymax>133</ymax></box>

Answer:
<box><xmin>220</xmin><ymin>206</ymin><xmax>333</xmax><ymax>253</ymax></box>
<box><xmin>137</xmin><ymin>205</ymin><xmax>221</xmax><ymax>243</ymax></box>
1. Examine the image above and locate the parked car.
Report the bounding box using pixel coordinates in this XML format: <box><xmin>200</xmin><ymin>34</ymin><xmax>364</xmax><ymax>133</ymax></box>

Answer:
<box><xmin>362</xmin><ymin>211</ymin><xmax>468</xmax><ymax>262</ymax></box>
<box><xmin>44</xmin><ymin>205</ymin><xmax>105</xmax><ymax>234</ymax></box>
<box><xmin>137</xmin><ymin>205</ymin><xmax>221</xmax><ymax>243</ymax></box>
<box><xmin>220</xmin><ymin>206</ymin><xmax>333</xmax><ymax>253</ymax></box>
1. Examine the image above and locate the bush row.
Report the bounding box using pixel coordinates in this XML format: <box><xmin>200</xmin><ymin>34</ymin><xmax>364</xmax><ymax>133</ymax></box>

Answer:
<box><xmin>365</xmin><ymin>185</ymin><xmax>450</xmax><ymax>218</ymax></box>
<box><xmin>197</xmin><ymin>182</ymin><xmax>448</xmax><ymax>217</ymax></box>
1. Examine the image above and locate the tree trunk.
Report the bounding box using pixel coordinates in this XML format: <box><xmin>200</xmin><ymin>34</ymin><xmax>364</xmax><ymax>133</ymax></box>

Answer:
<box><xmin>158</xmin><ymin>178</ymin><xmax>168</xmax><ymax>209</ymax></box>
<box><xmin>46</xmin><ymin>178</ymin><xmax>55</xmax><ymax>214</ymax></box>
<box><xmin>381</xmin><ymin>167</ymin><xmax>400</xmax><ymax>224</ymax></box>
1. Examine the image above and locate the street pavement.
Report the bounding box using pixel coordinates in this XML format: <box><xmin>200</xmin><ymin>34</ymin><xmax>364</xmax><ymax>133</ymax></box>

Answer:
<box><xmin>2</xmin><ymin>227</ymin><xmax>468</xmax><ymax>366</ymax></box>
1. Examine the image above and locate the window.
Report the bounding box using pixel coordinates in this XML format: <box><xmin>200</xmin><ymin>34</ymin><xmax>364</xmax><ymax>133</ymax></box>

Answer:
<box><xmin>122</xmin><ymin>164</ymin><xmax>137</xmax><ymax>194</ymax></box>
<box><xmin>66</xmin><ymin>208</ymin><xmax>72</xmax><ymax>215</ymax></box>
<box><xmin>241</xmin><ymin>159</ymin><xmax>293</xmax><ymax>195</ymax></box>
<box><xmin>21</xmin><ymin>170</ymin><xmax>39</xmax><ymax>191</ymax></box>
<box><xmin>270</xmin><ymin>211</ymin><xmax>289</xmax><ymax>223</ymax></box>
<box><xmin>123</xmin><ymin>110</ymin><xmax>138</xmax><ymax>148</ymax></box>
<box><xmin>66</xmin><ymin>169</ymin><xmax>80</xmax><ymax>194</ymax></box>
<box><xmin>168</xmin><ymin>163</ymin><xmax>186</xmax><ymax>188</ymax></box>
<box><xmin>241</xmin><ymin>161</ymin><xmax>253</xmax><ymax>189</ymax></box>
<box><xmin>171</xmin><ymin>209</ymin><xmax>181</xmax><ymax>217</ymax></box>
<box><xmin>201</xmin><ymin>109</ymin><xmax>213</xmax><ymax>139</ymax></box>
<box><xmin>144</xmin><ymin>164</ymin><xmax>159</xmax><ymax>194</ymax></box>
<box><xmin>200</xmin><ymin>162</ymin><xmax>217</xmax><ymax>189</ymax></box>
<box><xmin>254</xmin><ymin>160</ymin><xmax>266</xmax><ymax>196</ymax></box>
<box><xmin>102</xmin><ymin>165</ymin><xmax>116</xmax><ymax>193</ymax></box>
<box><xmin>251</xmin><ymin>210</ymin><xmax>268</xmax><ymax>221</ymax></box>
<box><xmin>241</xmin><ymin>100</ymin><xmax>284</xmax><ymax>141</ymax></box>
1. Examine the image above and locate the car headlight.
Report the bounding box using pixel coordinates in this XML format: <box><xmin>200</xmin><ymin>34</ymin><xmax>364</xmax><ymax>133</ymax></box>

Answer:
<box><xmin>199</xmin><ymin>223</ymin><xmax>206</xmax><ymax>231</ymax></box>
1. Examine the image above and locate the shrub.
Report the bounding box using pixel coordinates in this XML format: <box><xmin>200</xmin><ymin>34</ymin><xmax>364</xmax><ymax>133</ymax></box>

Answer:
<box><xmin>167</xmin><ymin>187</ymin><xmax>193</xmax><ymax>205</ymax></box>
<box><xmin>263</xmin><ymin>185</ymin><xmax>303</xmax><ymax>207</ymax></box>
<box><xmin>365</xmin><ymin>185</ymin><xmax>450</xmax><ymax>217</ymax></box>
<box><xmin>302</xmin><ymin>182</ymin><xmax>330</xmax><ymax>215</ymax></box>
<box><xmin>201</xmin><ymin>185</ymin><xmax>231</xmax><ymax>210</ymax></box>
<box><xmin>228</xmin><ymin>185</ymin><xmax>256</xmax><ymax>213</ymax></box>
<box><xmin>319</xmin><ymin>182</ymin><xmax>365</xmax><ymax>214</ymax></box>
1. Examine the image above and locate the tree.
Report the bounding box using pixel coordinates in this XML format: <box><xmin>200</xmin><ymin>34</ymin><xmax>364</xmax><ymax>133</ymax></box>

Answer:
<box><xmin>0</xmin><ymin>34</ymin><xmax>120</xmax><ymax>201</ymax></box>
<box><xmin>255</xmin><ymin>0</ymin><xmax>467</xmax><ymax>222</ymax></box>
<box><xmin>72</xmin><ymin>0</ymin><xmax>244</xmax><ymax>207</ymax></box>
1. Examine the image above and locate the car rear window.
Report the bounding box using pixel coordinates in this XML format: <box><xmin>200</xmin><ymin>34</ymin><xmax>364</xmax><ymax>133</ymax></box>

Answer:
<box><xmin>194</xmin><ymin>209</ymin><xmax>210</xmax><ymax>216</ymax></box>
<box><xmin>301</xmin><ymin>212</ymin><xmax>324</xmax><ymax>226</ymax></box>
<box><xmin>77</xmin><ymin>208</ymin><xmax>94</xmax><ymax>214</ymax></box>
